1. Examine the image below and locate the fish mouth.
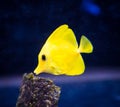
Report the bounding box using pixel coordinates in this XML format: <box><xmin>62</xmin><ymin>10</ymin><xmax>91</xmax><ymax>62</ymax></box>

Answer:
<box><xmin>33</xmin><ymin>70</ymin><xmax>39</xmax><ymax>75</ymax></box>
<box><xmin>34</xmin><ymin>67</ymin><xmax>45</xmax><ymax>75</ymax></box>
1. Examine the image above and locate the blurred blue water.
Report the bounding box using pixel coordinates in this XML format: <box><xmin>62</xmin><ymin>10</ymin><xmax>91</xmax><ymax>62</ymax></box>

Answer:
<box><xmin>81</xmin><ymin>0</ymin><xmax>101</xmax><ymax>16</ymax></box>
<box><xmin>1</xmin><ymin>80</ymin><xmax>120</xmax><ymax>107</ymax></box>
<box><xmin>60</xmin><ymin>81</ymin><xmax>120</xmax><ymax>107</ymax></box>
<box><xmin>0</xmin><ymin>87</ymin><xmax>18</xmax><ymax>107</ymax></box>
<box><xmin>1</xmin><ymin>69</ymin><xmax>120</xmax><ymax>107</ymax></box>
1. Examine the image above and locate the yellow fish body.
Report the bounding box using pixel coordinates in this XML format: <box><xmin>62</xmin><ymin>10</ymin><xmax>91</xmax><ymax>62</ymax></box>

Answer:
<box><xmin>34</xmin><ymin>24</ymin><xmax>93</xmax><ymax>76</ymax></box>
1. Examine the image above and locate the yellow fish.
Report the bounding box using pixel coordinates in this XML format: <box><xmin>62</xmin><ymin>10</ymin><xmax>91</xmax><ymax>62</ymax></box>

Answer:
<box><xmin>34</xmin><ymin>24</ymin><xmax>93</xmax><ymax>76</ymax></box>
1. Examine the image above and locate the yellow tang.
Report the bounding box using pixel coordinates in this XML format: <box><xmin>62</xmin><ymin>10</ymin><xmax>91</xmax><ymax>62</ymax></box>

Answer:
<box><xmin>34</xmin><ymin>24</ymin><xmax>93</xmax><ymax>76</ymax></box>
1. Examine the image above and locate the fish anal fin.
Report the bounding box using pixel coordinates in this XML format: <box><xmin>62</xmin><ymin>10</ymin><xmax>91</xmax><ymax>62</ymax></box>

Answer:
<box><xmin>65</xmin><ymin>54</ymin><xmax>85</xmax><ymax>76</ymax></box>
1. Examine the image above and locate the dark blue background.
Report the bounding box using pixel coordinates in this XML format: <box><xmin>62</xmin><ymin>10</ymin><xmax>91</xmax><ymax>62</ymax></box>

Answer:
<box><xmin>0</xmin><ymin>0</ymin><xmax>120</xmax><ymax>107</ymax></box>
<box><xmin>0</xmin><ymin>0</ymin><xmax>120</xmax><ymax>76</ymax></box>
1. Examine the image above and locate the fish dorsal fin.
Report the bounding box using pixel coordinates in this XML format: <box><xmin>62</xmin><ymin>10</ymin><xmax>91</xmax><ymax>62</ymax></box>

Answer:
<box><xmin>79</xmin><ymin>35</ymin><xmax>93</xmax><ymax>53</ymax></box>
<box><xmin>46</xmin><ymin>24</ymin><xmax>78</xmax><ymax>48</ymax></box>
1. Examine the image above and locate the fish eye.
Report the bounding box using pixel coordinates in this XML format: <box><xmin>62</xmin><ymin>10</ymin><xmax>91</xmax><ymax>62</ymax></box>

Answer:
<box><xmin>41</xmin><ymin>54</ymin><xmax>46</xmax><ymax>61</ymax></box>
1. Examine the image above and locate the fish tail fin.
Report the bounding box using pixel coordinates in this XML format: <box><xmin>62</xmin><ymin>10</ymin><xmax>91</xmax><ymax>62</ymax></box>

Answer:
<box><xmin>78</xmin><ymin>35</ymin><xmax>93</xmax><ymax>53</ymax></box>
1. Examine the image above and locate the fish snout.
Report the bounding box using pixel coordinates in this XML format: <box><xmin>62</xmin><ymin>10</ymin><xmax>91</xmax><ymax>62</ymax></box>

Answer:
<box><xmin>34</xmin><ymin>70</ymin><xmax>39</xmax><ymax>75</ymax></box>
<box><xmin>34</xmin><ymin>65</ymin><xmax>43</xmax><ymax>75</ymax></box>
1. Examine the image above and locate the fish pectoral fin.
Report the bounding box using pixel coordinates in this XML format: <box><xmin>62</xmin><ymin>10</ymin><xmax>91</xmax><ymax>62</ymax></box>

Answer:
<box><xmin>48</xmin><ymin>63</ymin><xmax>63</xmax><ymax>75</ymax></box>
<box><xmin>79</xmin><ymin>35</ymin><xmax>93</xmax><ymax>53</ymax></box>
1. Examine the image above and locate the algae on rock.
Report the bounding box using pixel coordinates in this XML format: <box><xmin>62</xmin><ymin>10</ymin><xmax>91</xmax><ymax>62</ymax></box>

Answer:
<box><xmin>16</xmin><ymin>73</ymin><xmax>61</xmax><ymax>107</ymax></box>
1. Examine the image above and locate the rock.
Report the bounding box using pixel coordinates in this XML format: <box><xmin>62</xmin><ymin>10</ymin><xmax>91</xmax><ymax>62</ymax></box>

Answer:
<box><xmin>16</xmin><ymin>73</ymin><xmax>61</xmax><ymax>107</ymax></box>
